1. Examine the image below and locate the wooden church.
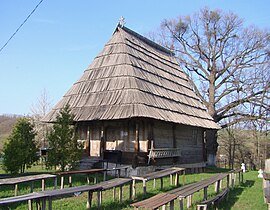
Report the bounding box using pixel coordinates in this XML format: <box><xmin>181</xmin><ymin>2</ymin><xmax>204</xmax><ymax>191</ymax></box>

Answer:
<box><xmin>43</xmin><ymin>24</ymin><xmax>220</xmax><ymax>167</ymax></box>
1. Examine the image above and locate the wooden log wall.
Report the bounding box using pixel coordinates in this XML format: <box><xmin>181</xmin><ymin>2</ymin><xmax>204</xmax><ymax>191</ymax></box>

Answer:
<box><xmin>77</xmin><ymin>119</ymin><xmax>205</xmax><ymax>165</ymax></box>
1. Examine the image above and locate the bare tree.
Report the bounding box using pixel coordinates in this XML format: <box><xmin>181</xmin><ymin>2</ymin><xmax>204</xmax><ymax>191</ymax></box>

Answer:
<box><xmin>155</xmin><ymin>8</ymin><xmax>270</xmax><ymax>165</ymax></box>
<box><xmin>31</xmin><ymin>89</ymin><xmax>52</xmax><ymax>148</ymax></box>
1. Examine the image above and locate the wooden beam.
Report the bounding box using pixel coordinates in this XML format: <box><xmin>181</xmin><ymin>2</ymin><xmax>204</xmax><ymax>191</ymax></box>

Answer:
<box><xmin>172</xmin><ymin>124</ymin><xmax>177</xmax><ymax>164</ymax></box>
<box><xmin>172</xmin><ymin>124</ymin><xmax>176</xmax><ymax>148</ymax></box>
<box><xmin>87</xmin><ymin>125</ymin><xmax>91</xmax><ymax>156</ymax></box>
<box><xmin>135</xmin><ymin>122</ymin><xmax>139</xmax><ymax>152</ymax></box>
<box><xmin>100</xmin><ymin>123</ymin><xmax>105</xmax><ymax>157</ymax></box>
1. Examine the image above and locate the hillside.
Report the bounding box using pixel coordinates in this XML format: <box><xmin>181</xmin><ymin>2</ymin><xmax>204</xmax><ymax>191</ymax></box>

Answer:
<box><xmin>0</xmin><ymin>114</ymin><xmax>19</xmax><ymax>151</ymax></box>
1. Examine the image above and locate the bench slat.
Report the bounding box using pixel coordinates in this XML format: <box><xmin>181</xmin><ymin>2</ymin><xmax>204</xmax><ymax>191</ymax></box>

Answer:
<box><xmin>131</xmin><ymin>172</ymin><xmax>231</xmax><ymax>210</ymax></box>
<box><xmin>0</xmin><ymin>192</ymin><xmax>45</xmax><ymax>205</ymax></box>
<box><xmin>168</xmin><ymin>173</ymin><xmax>227</xmax><ymax>197</ymax></box>
<box><xmin>197</xmin><ymin>188</ymin><xmax>229</xmax><ymax>205</ymax></box>
<box><xmin>95</xmin><ymin>178</ymin><xmax>132</xmax><ymax>190</ymax></box>
<box><xmin>131</xmin><ymin>193</ymin><xmax>177</xmax><ymax>209</ymax></box>
<box><xmin>0</xmin><ymin>174</ymin><xmax>56</xmax><ymax>185</ymax></box>
<box><xmin>132</xmin><ymin>167</ymin><xmax>184</xmax><ymax>180</ymax></box>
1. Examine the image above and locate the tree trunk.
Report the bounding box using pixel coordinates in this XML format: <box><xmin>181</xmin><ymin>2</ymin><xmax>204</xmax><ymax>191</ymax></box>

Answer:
<box><xmin>205</xmin><ymin>129</ymin><xmax>218</xmax><ymax>166</ymax></box>
<box><xmin>205</xmin><ymin>70</ymin><xmax>219</xmax><ymax>166</ymax></box>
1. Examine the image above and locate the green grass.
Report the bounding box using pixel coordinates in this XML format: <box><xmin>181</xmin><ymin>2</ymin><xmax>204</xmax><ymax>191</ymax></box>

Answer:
<box><xmin>0</xmin><ymin>167</ymin><xmax>268</xmax><ymax>209</ymax></box>
<box><xmin>219</xmin><ymin>170</ymin><xmax>267</xmax><ymax>210</ymax></box>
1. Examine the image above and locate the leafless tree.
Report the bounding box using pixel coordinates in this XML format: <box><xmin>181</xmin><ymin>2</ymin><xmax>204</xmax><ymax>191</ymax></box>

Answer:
<box><xmin>30</xmin><ymin>89</ymin><xmax>52</xmax><ymax>148</ymax></box>
<box><xmin>155</xmin><ymin>8</ymin><xmax>270</xmax><ymax>165</ymax></box>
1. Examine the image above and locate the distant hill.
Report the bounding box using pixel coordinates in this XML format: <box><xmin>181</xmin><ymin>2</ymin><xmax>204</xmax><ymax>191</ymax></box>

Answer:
<box><xmin>0</xmin><ymin>114</ymin><xmax>20</xmax><ymax>151</ymax></box>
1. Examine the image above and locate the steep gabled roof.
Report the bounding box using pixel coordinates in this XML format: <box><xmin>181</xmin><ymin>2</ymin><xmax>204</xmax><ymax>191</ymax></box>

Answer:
<box><xmin>43</xmin><ymin>25</ymin><xmax>220</xmax><ymax>129</ymax></box>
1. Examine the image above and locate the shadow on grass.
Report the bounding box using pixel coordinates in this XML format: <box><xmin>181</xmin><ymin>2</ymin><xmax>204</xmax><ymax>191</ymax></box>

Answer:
<box><xmin>218</xmin><ymin>180</ymin><xmax>255</xmax><ymax>210</ymax></box>
<box><xmin>204</xmin><ymin>167</ymin><xmax>231</xmax><ymax>174</ymax></box>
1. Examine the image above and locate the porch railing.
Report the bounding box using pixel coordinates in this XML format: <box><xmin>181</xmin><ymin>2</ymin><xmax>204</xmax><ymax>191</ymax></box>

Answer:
<box><xmin>148</xmin><ymin>147</ymin><xmax>181</xmax><ymax>164</ymax></box>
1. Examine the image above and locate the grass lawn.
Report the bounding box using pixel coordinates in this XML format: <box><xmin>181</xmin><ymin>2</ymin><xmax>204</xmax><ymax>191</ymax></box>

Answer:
<box><xmin>0</xmin><ymin>166</ymin><xmax>268</xmax><ymax>209</ymax></box>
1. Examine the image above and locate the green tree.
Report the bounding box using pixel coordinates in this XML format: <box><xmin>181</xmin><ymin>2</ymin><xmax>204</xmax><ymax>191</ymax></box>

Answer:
<box><xmin>3</xmin><ymin>118</ymin><xmax>38</xmax><ymax>174</ymax></box>
<box><xmin>46</xmin><ymin>105</ymin><xmax>83</xmax><ymax>171</ymax></box>
<box><xmin>156</xmin><ymin>8</ymin><xmax>270</xmax><ymax>165</ymax></box>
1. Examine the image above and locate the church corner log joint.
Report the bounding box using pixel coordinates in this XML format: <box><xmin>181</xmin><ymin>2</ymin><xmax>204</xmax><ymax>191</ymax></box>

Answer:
<box><xmin>43</xmin><ymin>25</ymin><xmax>220</xmax><ymax>168</ymax></box>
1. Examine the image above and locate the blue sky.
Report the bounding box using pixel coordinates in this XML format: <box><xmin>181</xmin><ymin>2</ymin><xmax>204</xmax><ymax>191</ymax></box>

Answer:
<box><xmin>0</xmin><ymin>0</ymin><xmax>269</xmax><ymax>115</ymax></box>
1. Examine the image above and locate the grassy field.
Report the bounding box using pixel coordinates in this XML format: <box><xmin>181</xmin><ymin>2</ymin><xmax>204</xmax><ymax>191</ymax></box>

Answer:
<box><xmin>0</xmin><ymin>166</ymin><xmax>268</xmax><ymax>210</ymax></box>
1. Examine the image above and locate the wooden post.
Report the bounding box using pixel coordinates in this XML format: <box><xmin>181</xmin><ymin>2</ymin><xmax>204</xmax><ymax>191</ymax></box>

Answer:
<box><xmin>179</xmin><ymin>197</ymin><xmax>184</xmax><ymax>210</ymax></box>
<box><xmin>169</xmin><ymin>200</ymin><xmax>174</xmax><ymax>210</ymax></box>
<box><xmin>233</xmin><ymin>173</ymin><xmax>236</xmax><ymax>187</ymax></box>
<box><xmin>68</xmin><ymin>176</ymin><xmax>72</xmax><ymax>187</ymax></box>
<box><xmin>153</xmin><ymin>178</ymin><xmax>156</xmax><ymax>188</ymax></box>
<box><xmin>203</xmin><ymin>186</ymin><xmax>208</xmax><ymax>200</ymax></box>
<box><xmin>100</xmin><ymin>124</ymin><xmax>104</xmax><ymax>158</ymax></box>
<box><xmin>87</xmin><ymin>125</ymin><xmax>91</xmax><ymax>156</ymax></box>
<box><xmin>54</xmin><ymin>177</ymin><xmax>57</xmax><ymax>189</ymax></box>
<box><xmin>187</xmin><ymin>195</ymin><xmax>192</xmax><ymax>208</ymax></box>
<box><xmin>36</xmin><ymin>199</ymin><xmax>41</xmax><ymax>210</ymax></box>
<box><xmin>61</xmin><ymin>176</ymin><xmax>64</xmax><ymax>189</ymax></box>
<box><xmin>15</xmin><ymin>184</ymin><xmax>18</xmax><ymax>196</ymax></box>
<box><xmin>41</xmin><ymin>179</ymin><xmax>45</xmax><ymax>191</ymax></box>
<box><xmin>160</xmin><ymin>178</ymin><xmax>163</xmax><ymax>189</ymax></box>
<box><xmin>30</xmin><ymin>181</ymin><xmax>34</xmax><ymax>193</ymax></box>
<box><xmin>113</xmin><ymin>187</ymin><xmax>116</xmax><ymax>201</ymax></box>
<box><xmin>227</xmin><ymin>174</ymin><xmax>230</xmax><ymax>188</ymax></box>
<box><xmin>119</xmin><ymin>186</ymin><xmax>123</xmax><ymax>202</ymax></box>
<box><xmin>170</xmin><ymin>174</ymin><xmax>173</xmax><ymax>185</ymax></box>
<box><xmin>229</xmin><ymin>172</ymin><xmax>232</xmax><ymax>187</ymax></box>
<box><xmin>97</xmin><ymin>190</ymin><xmax>101</xmax><ymax>209</ymax></box>
<box><xmin>135</xmin><ymin>122</ymin><xmax>140</xmax><ymax>152</ymax></box>
<box><xmin>129</xmin><ymin>181</ymin><xmax>132</xmax><ymax>201</ymax></box>
<box><xmin>48</xmin><ymin>197</ymin><xmax>52</xmax><ymax>210</ymax></box>
<box><xmin>132</xmin><ymin>179</ymin><xmax>136</xmax><ymax>199</ymax></box>
<box><xmin>143</xmin><ymin>180</ymin><xmax>147</xmax><ymax>196</ymax></box>
<box><xmin>172</xmin><ymin>124</ymin><xmax>177</xmax><ymax>164</ymax></box>
<box><xmin>28</xmin><ymin>199</ymin><xmax>32</xmax><ymax>210</ymax></box>
<box><xmin>103</xmin><ymin>170</ymin><xmax>107</xmax><ymax>181</ymax></box>
<box><xmin>220</xmin><ymin>179</ymin><xmax>223</xmax><ymax>189</ymax></box>
<box><xmin>182</xmin><ymin>170</ymin><xmax>186</xmax><ymax>185</ymax></box>
<box><xmin>175</xmin><ymin>172</ymin><xmax>179</xmax><ymax>186</ymax></box>
<box><xmin>41</xmin><ymin>198</ymin><xmax>46</xmax><ymax>210</ymax></box>
<box><xmin>86</xmin><ymin>191</ymin><xmax>93</xmax><ymax>209</ymax></box>
<box><xmin>215</xmin><ymin>180</ymin><xmax>220</xmax><ymax>193</ymax></box>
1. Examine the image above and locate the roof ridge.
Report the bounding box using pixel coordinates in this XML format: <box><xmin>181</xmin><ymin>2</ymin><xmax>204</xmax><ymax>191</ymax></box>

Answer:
<box><xmin>116</xmin><ymin>25</ymin><xmax>174</xmax><ymax>56</ymax></box>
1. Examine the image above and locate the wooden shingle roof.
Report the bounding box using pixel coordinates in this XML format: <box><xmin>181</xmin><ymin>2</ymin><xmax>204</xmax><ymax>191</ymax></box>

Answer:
<box><xmin>43</xmin><ymin>25</ymin><xmax>220</xmax><ymax>129</ymax></box>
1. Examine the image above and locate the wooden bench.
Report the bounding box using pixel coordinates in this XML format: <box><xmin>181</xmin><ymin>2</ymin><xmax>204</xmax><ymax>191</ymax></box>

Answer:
<box><xmin>0</xmin><ymin>185</ymin><xmax>102</xmax><ymax>210</ymax></box>
<box><xmin>148</xmin><ymin>148</ymin><xmax>181</xmax><ymax>164</ymax></box>
<box><xmin>131</xmin><ymin>173</ymin><xmax>230</xmax><ymax>210</ymax></box>
<box><xmin>39</xmin><ymin>184</ymin><xmax>103</xmax><ymax>209</ymax></box>
<box><xmin>131</xmin><ymin>193</ymin><xmax>178</xmax><ymax>210</ymax></box>
<box><xmin>54</xmin><ymin>168</ymin><xmax>105</xmax><ymax>189</ymax></box>
<box><xmin>0</xmin><ymin>192</ymin><xmax>46</xmax><ymax>207</ymax></box>
<box><xmin>131</xmin><ymin>167</ymin><xmax>185</xmax><ymax>197</ymax></box>
<box><xmin>228</xmin><ymin>168</ymin><xmax>243</xmax><ymax>188</ymax></box>
<box><xmin>95</xmin><ymin>178</ymin><xmax>132</xmax><ymax>205</ymax></box>
<box><xmin>0</xmin><ymin>174</ymin><xmax>57</xmax><ymax>196</ymax></box>
<box><xmin>168</xmin><ymin>173</ymin><xmax>229</xmax><ymax>209</ymax></box>
<box><xmin>104</xmin><ymin>165</ymin><xmax>130</xmax><ymax>179</ymax></box>
<box><xmin>177</xmin><ymin>162</ymin><xmax>206</xmax><ymax>174</ymax></box>
<box><xmin>196</xmin><ymin>188</ymin><xmax>229</xmax><ymax>210</ymax></box>
<box><xmin>0</xmin><ymin>178</ymin><xmax>132</xmax><ymax>210</ymax></box>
